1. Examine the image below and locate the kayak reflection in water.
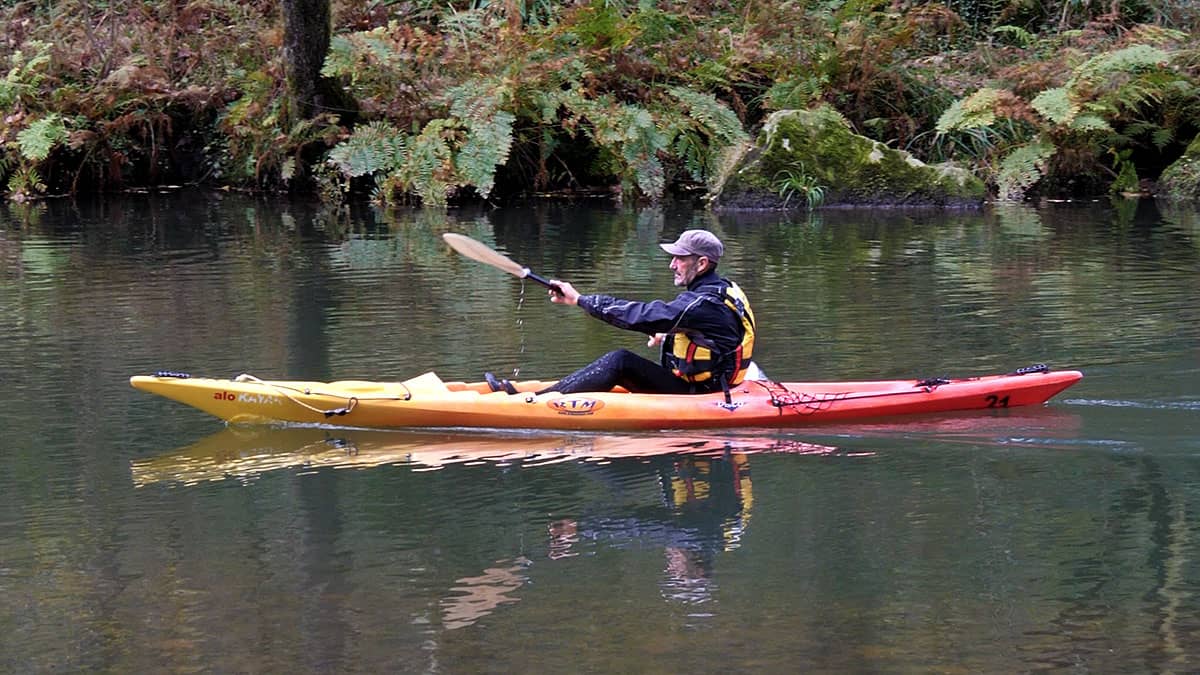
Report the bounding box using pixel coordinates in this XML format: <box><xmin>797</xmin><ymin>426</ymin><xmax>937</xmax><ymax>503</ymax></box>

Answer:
<box><xmin>521</xmin><ymin>229</ymin><xmax>760</xmax><ymax>396</ymax></box>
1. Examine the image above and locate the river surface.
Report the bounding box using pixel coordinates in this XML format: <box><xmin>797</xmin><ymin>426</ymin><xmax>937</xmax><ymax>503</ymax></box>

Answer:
<box><xmin>1</xmin><ymin>193</ymin><xmax>1198</xmax><ymax>672</ymax></box>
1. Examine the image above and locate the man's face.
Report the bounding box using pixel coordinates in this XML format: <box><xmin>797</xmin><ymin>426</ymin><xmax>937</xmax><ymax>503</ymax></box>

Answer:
<box><xmin>669</xmin><ymin>254</ymin><xmax>707</xmax><ymax>287</ymax></box>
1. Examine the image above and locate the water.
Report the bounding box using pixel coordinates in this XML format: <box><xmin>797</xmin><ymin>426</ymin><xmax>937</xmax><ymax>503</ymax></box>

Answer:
<box><xmin>1</xmin><ymin>193</ymin><xmax>1198</xmax><ymax>671</ymax></box>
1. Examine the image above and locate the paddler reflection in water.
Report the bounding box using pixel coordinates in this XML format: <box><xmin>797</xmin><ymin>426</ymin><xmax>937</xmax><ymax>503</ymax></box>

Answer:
<box><xmin>489</xmin><ymin>229</ymin><xmax>758</xmax><ymax>396</ymax></box>
<box><xmin>546</xmin><ymin>451</ymin><xmax>754</xmax><ymax>605</ymax></box>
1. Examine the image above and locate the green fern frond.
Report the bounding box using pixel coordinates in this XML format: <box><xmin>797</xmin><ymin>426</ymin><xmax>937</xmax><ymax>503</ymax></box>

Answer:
<box><xmin>1110</xmin><ymin>157</ymin><xmax>1140</xmax><ymax>194</ymax></box>
<box><xmin>1069</xmin><ymin>114</ymin><xmax>1112</xmax><ymax>132</ymax></box>
<box><xmin>447</xmin><ymin>81</ymin><xmax>510</xmax><ymax>124</ymax></box>
<box><xmin>327</xmin><ymin>121</ymin><xmax>407</xmax><ymax>178</ymax></box>
<box><xmin>322</xmin><ymin>23</ymin><xmax>406</xmax><ymax>81</ymax></box>
<box><xmin>991</xmin><ymin>25</ymin><xmax>1033</xmax><ymax>47</ymax></box>
<box><xmin>7</xmin><ymin>167</ymin><xmax>46</xmax><ymax>202</ymax></box>
<box><xmin>936</xmin><ymin>88</ymin><xmax>1003</xmax><ymax>132</ymax></box>
<box><xmin>446</xmin><ymin>81</ymin><xmax>516</xmax><ymax>198</ymax></box>
<box><xmin>671</xmin><ymin>129</ymin><xmax>708</xmax><ymax>181</ymax></box>
<box><xmin>631</xmin><ymin>155</ymin><xmax>665</xmax><ymax>200</ymax></box>
<box><xmin>0</xmin><ymin>41</ymin><xmax>52</xmax><ymax>108</ymax></box>
<box><xmin>765</xmin><ymin>76</ymin><xmax>827</xmax><ymax>110</ymax></box>
<box><xmin>1151</xmin><ymin>127</ymin><xmax>1174</xmax><ymax>149</ymax></box>
<box><xmin>1068</xmin><ymin>44</ymin><xmax>1171</xmax><ymax>89</ymax></box>
<box><xmin>614</xmin><ymin>105</ymin><xmax>668</xmax><ymax>200</ymax></box>
<box><xmin>454</xmin><ymin>110</ymin><xmax>515</xmax><ymax>198</ymax></box>
<box><xmin>997</xmin><ymin>141</ymin><xmax>1056</xmax><ymax>202</ymax></box>
<box><xmin>17</xmin><ymin>114</ymin><xmax>69</xmax><ymax>162</ymax></box>
<box><xmin>659</xmin><ymin>88</ymin><xmax>748</xmax><ymax>183</ymax></box>
<box><xmin>1031</xmin><ymin>88</ymin><xmax>1075</xmax><ymax>125</ymax></box>
<box><xmin>560</xmin><ymin>91</ymin><xmax>669</xmax><ymax>199</ymax></box>
<box><xmin>321</xmin><ymin>35</ymin><xmax>361</xmax><ymax>80</ymax></box>
<box><xmin>665</xmin><ymin>87</ymin><xmax>748</xmax><ymax>147</ymax></box>
<box><xmin>403</xmin><ymin>119</ymin><xmax>455</xmax><ymax>206</ymax></box>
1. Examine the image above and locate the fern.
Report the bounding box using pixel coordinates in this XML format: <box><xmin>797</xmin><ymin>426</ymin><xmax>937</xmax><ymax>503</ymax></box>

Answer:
<box><xmin>936</xmin><ymin>88</ymin><xmax>1003</xmax><ymax>132</ymax></box>
<box><xmin>402</xmin><ymin>119</ymin><xmax>455</xmax><ymax>206</ymax></box>
<box><xmin>1070</xmin><ymin>115</ymin><xmax>1112</xmax><ymax>132</ymax></box>
<box><xmin>1031</xmin><ymin>87</ymin><xmax>1075</xmax><ymax>125</ymax></box>
<box><xmin>321</xmin><ymin>23</ymin><xmax>407</xmax><ymax>83</ymax></box>
<box><xmin>454</xmin><ymin>110</ymin><xmax>515</xmax><ymax>198</ymax></box>
<box><xmin>327</xmin><ymin>121</ymin><xmax>407</xmax><ymax>178</ymax></box>
<box><xmin>765</xmin><ymin>78</ymin><xmax>817</xmax><ymax>111</ymax></box>
<box><xmin>660</xmin><ymin>87</ymin><xmax>748</xmax><ymax>183</ymax></box>
<box><xmin>0</xmin><ymin>41</ymin><xmax>52</xmax><ymax>109</ymax></box>
<box><xmin>324</xmin><ymin>80</ymin><xmax>517</xmax><ymax>203</ymax></box>
<box><xmin>563</xmin><ymin>92</ymin><xmax>669</xmax><ymax>199</ymax></box>
<box><xmin>997</xmin><ymin>141</ymin><xmax>1055</xmax><ymax>202</ymax></box>
<box><xmin>448</xmin><ymin>83</ymin><xmax>516</xmax><ymax>198</ymax></box>
<box><xmin>17</xmin><ymin>114</ymin><xmax>69</xmax><ymax>162</ymax></box>
<box><xmin>1150</xmin><ymin>126</ymin><xmax>1174</xmax><ymax>150</ymax></box>
<box><xmin>7</xmin><ymin>168</ymin><xmax>46</xmax><ymax>202</ymax></box>
<box><xmin>1109</xmin><ymin>149</ymin><xmax>1139</xmax><ymax>194</ymax></box>
<box><xmin>615</xmin><ymin>105</ymin><xmax>668</xmax><ymax>199</ymax></box>
<box><xmin>670</xmin><ymin>129</ymin><xmax>708</xmax><ymax>181</ymax></box>
<box><xmin>666</xmin><ymin>87</ymin><xmax>747</xmax><ymax>147</ymax></box>
<box><xmin>322</xmin><ymin>34</ymin><xmax>361</xmax><ymax>81</ymax></box>
<box><xmin>1067</xmin><ymin>45</ymin><xmax>1171</xmax><ymax>90</ymax></box>
<box><xmin>991</xmin><ymin>25</ymin><xmax>1033</xmax><ymax>47</ymax></box>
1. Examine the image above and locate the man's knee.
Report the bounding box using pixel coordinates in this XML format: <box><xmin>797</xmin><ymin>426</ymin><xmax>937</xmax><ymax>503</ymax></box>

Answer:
<box><xmin>608</xmin><ymin>348</ymin><xmax>642</xmax><ymax>367</ymax></box>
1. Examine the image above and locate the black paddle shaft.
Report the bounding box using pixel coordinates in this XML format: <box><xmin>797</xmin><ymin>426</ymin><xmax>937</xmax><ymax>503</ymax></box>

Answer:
<box><xmin>525</xmin><ymin>270</ymin><xmax>564</xmax><ymax>295</ymax></box>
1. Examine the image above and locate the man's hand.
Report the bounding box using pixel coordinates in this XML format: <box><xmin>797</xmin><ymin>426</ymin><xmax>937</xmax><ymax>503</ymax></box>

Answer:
<box><xmin>548</xmin><ymin>280</ymin><xmax>580</xmax><ymax>306</ymax></box>
<box><xmin>647</xmin><ymin>332</ymin><xmax>666</xmax><ymax>348</ymax></box>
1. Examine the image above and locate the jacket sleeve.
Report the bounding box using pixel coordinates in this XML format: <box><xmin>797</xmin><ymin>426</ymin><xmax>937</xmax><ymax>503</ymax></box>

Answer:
<box><xmin>577</xmin><ymin>293</ymin><xmax>707</xmax><ymax>334</ymax></box>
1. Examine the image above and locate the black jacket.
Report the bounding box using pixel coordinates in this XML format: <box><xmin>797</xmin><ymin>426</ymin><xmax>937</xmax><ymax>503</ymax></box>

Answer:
<box><xmin>577</xmin><ymin>270</ymin><xmax>745</xmax><ymax>365</ymax></box>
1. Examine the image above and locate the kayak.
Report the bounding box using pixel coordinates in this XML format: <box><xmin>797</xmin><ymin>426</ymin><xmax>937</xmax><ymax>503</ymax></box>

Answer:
<box><xmin>129</xmin><ymin>364</ymin><xmax>1082</xmax><ymax>431</ymax></box>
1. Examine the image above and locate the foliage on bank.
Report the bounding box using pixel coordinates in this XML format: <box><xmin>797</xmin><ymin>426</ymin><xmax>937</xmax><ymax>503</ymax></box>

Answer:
<box><xmin>1</xmin><ymin>0</ymin><xmax>1199</xmax><ymax>204</ymax></box>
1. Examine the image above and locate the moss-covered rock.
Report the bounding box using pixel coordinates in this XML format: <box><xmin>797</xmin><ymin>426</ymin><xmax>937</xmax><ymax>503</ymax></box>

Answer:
<box><xmin>1158</xmin><ymin>134</ymin><xmax>1200</xmax><ymax>201</ymax></box>
<box><xmin>710</xmin><ymin>107</ymin><xmax>986</xmax><ymax>210</ymax></box>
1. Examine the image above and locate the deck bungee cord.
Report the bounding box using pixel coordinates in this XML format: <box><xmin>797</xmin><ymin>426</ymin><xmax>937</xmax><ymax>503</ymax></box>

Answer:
<box><xmin>748</xmin><ymin>363</ymin><xmax>1053</xmax><ymax>415</ymax></box>
<box><xmin>153</xmin><ymin>370</ymin><xmax>413</xmax><ymax>418</ymax></box>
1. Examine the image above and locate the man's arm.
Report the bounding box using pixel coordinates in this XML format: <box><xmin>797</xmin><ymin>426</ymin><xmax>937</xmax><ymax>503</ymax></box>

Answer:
<box><xmin>546</xmin><ymin>280</ymin><xmax>713</xmax><ymax>335</ymax></box>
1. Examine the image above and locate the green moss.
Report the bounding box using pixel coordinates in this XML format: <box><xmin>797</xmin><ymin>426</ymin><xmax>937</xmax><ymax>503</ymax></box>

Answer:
<box><xmin>1158</xmin><ymin>134</ymin><xmax>1200</xmax><ymax>201</ymax></box>
<box><xmin>712</xmin><ymin>106</ymin><xmax>986</xmax><ymax>209</ymax></box>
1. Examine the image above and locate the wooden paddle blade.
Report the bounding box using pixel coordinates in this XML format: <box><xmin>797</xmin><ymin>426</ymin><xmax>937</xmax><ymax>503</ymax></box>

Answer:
<box><xmin>443</xmin><ymin>233</ymin><xmax>527</xmax><ymax>278</ymax></box>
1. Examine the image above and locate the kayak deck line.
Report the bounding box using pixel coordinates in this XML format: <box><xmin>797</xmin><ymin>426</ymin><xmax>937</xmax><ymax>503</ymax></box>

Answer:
<box><xmin>226</xmin><ymin>372</ymin><xmax>422</xmax><ymax>419</ymax></box>
<box><xmin>130</xmin><ymin>366</ymin><xmax>1084</xmax><ymax>431</ymax></box>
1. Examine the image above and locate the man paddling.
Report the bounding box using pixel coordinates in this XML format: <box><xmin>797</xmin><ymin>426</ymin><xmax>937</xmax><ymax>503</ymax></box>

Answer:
<box><xmin>513</xmin><ymin>229</ymin><xmax>757</xmax><ymax>396</ymax></box>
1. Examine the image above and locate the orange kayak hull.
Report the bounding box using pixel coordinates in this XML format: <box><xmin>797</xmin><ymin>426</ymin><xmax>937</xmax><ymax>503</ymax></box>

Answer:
<box><xmin>129</xmin><ymin>368</ymin><xmax>1083</xmax><ymax>431</ymax></box>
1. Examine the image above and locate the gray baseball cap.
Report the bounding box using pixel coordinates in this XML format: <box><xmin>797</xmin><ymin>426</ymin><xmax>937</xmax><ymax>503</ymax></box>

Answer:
<box><xmin>660</xmin><ymin>229</ymin><xmax>724</xmax><ymax>261</ymax></box>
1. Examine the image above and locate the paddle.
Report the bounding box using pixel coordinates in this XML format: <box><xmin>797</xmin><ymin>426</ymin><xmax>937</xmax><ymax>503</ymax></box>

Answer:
<box><xmin>443</xmin><ymin>233</ymin><xmax>563</xmax><ymax>295</ymax></box>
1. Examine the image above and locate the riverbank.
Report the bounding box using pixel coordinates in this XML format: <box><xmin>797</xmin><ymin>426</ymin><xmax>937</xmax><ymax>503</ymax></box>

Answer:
<box><xmin>2</xmin><ymin>1</ymin><xmax>1198</xmax><ymax>205</ymax></box>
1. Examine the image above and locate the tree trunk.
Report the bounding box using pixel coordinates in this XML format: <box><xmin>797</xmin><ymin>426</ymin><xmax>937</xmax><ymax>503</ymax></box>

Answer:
<box><xmin>280</xmin><ymin>0</ymin><xmax>356</xmax><ymax>124</ymax></box>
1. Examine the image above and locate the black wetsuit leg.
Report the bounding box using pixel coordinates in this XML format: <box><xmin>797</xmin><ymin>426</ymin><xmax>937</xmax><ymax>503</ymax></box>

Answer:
<box><xmin>537</xmin><ymin>348</ymin><xmax>696</xmax><ymax>395</ymax></box>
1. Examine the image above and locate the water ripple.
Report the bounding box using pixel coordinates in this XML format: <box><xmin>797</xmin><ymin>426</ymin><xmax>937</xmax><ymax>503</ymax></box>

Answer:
<box><xmin>1066</xmin><ymin>398</ymin><xmax>1200</xmax><ymax>411</ymax></box>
